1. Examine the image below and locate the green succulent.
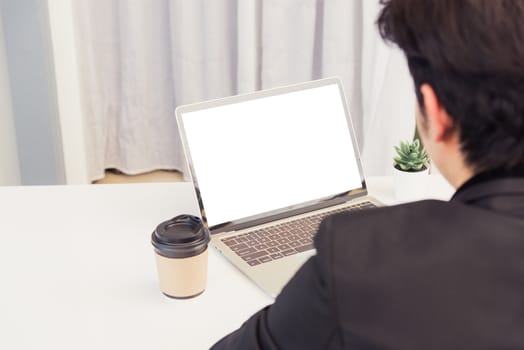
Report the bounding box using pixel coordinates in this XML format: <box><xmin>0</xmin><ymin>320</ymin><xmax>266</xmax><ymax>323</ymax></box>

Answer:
<box><xmin>393</xmin><ymin>139</ymin><xmax>429</xmax><ymax>172</ymax></box>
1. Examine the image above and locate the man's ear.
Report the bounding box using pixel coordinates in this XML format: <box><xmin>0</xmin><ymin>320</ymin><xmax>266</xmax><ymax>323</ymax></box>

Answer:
<box><xmin>420</xmin><ymin>84</ymin><xmax>454</xmax><ymax>141</ymax></box>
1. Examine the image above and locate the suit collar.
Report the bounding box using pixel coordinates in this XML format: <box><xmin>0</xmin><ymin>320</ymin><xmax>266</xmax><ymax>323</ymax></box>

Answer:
<box><xmin>452</xmin><ymin>176</ymin><xmax>524</xmax><ymax>204</ymax></box>
<box><xmin>453</xmin><ymin>169</ymin><xmax>521</xmax><ymax>198</ymax></box>
<box><xmin>451</xmin><ymin>171</ymin><xmax>524</xmax><ymax>217</ymax></box>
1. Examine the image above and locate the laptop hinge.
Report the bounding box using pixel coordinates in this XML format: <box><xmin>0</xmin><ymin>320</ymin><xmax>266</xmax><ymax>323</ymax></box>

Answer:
<box><xmin>210</xmin><ymin>187</ymin><xmax>368</xmax><ymax>235</ymax></box>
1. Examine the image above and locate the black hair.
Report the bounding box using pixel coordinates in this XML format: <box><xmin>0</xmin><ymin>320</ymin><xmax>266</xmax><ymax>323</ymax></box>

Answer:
<box><xmin>377</xmin><ymin>0</ymin><xmax>524</xmax><ymax>174</ymax></box>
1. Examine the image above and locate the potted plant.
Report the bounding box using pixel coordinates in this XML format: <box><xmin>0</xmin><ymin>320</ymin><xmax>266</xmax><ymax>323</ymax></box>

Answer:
<box><xmin>392</xmin><ymin>137</ymin><xmax>430</xmax><ymax>201</ymax></box>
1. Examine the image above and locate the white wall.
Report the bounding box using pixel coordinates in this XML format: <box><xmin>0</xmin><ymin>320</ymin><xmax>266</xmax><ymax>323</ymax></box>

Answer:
<box><xmin>0</xmin><ymin>5</ymin><xmax>20</xmax><ymax>186</ymax></box>
<box><xmin>0</xmin><ymin>0</ymin><xmax>65</xmax><ymax>185</ymax></box>
<box><xmin>47</xmin><ymin>0</ymin><xmax>89</xmax><ymax>184</ymax></box>
<box><xmin>0</xmin><ymin>0</ymin><xmax>90</xmax><ymax>185</ymax></box>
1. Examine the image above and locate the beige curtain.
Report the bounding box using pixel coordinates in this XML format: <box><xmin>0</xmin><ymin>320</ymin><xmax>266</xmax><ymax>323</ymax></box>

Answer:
<box><xmin>72</xmin><ymin>0</ymin><xmax>415</xmax><ymax>181</ymax></box>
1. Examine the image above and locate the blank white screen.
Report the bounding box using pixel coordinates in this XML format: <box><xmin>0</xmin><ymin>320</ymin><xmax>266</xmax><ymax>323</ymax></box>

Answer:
<box><xmin>181</xmin><ymin>83</ymin><xmax>362</xmax><ymax>227</ymax></box>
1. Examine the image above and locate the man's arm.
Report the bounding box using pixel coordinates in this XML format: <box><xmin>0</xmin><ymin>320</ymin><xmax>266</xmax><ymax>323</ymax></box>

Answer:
<box><xmin>211</xmin><ymin>220</ymin><xmax>342</xmax><ymax>349</ymax></box>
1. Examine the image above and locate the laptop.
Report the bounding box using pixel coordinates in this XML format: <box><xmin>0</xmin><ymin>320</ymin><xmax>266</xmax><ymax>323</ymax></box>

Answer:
<box><xmin>176</xmin><ymin>77</ymin><xmax>383</xmax><ymax>297</ymax></box>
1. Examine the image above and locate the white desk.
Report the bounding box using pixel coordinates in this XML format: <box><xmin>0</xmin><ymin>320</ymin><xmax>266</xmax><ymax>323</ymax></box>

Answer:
<box><xmin>0</xmin><ymin>176</ymin><xmax>454</xmax><ymax>349</ymax></box>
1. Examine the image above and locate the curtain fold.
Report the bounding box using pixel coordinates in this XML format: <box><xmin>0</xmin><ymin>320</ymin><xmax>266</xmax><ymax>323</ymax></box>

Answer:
<box><xmin>360</xmin><ymin>1</ymin><xmax>416</xmax><ymax>176</ymax></box>
<box><xmin>73</xmin><ymin>0</ymin><xmax>415</xmax><ymax>181</ymax></box>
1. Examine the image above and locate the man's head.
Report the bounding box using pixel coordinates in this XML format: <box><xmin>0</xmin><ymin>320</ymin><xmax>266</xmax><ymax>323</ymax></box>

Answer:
<box><xmin>377</xmin><ymin>0</ymin><xmax>524</xmax><ymax>181</ymax></box>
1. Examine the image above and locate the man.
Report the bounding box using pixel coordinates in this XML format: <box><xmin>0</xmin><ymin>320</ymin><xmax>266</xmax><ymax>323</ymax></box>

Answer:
<box><xmin>212</xmin><ymin>0</ymin><xmax>524</xmax><ymax>348</ymax></box>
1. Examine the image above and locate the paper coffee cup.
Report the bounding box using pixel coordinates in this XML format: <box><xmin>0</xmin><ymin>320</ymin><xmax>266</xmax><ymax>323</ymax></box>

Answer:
<box><xmin>151</xmin><ymin>215</ymin><xmax>210</xmax><ymax>299</ymax></box>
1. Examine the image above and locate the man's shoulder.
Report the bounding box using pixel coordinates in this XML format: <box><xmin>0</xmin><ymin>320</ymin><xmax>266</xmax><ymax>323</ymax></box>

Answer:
<box><xmin>322</xmin><ymin>199</ymin><xmax>456</xmax><ymax>236</ymax></box>
<box><xmin>314</xmin><ymin>199</ymin><xmax>471</xmax><ymax>267</ymax></box>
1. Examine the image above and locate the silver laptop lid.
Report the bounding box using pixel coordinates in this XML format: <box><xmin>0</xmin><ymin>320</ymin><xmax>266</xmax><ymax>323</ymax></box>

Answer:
<box><xmin>176</xmin><ymin>78</ymin><xmax>367</xmax><ymax>234</ymax></box>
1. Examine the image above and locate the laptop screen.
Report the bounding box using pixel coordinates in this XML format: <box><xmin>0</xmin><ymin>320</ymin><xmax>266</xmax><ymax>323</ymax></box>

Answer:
<box><xmin>178</xmin><ymin>80</ymin><xmax>364</xmax><ymax>228</ymax></box>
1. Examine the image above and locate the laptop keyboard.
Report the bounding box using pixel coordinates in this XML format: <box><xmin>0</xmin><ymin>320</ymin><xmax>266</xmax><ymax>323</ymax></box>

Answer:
<box><xmin>221</xmin><ymin>201</ymin><xmax>377</xmax><ymax>266</ymax></box>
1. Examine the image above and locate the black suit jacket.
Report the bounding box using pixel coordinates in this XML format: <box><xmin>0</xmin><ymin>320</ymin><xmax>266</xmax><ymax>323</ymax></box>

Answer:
<box><xmin>211</xmin><ymin>176</ymin><xmax>524</xmax><ymax>349</ymax></box>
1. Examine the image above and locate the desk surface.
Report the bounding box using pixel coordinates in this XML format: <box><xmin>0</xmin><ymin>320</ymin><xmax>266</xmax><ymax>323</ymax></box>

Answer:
<box><xmin>0</xmin><ymin>176</ymin><xmax>454</xmax><ymax>349</ymax></box>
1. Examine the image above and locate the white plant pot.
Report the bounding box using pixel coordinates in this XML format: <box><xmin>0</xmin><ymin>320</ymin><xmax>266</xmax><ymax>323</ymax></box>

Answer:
<box><xmin>393</xmin><ymin>166</ymin><xmax>430</xmax><ymax>202</ymax></box>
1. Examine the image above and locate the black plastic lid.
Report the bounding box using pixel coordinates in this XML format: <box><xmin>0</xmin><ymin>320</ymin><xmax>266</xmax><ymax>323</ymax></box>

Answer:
<box><xmin>151</xmin><ymin>215</ymin><xmax>210</xmax><ymax>258</ymax></box>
